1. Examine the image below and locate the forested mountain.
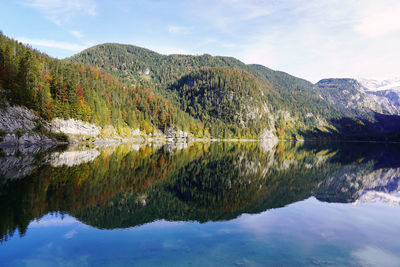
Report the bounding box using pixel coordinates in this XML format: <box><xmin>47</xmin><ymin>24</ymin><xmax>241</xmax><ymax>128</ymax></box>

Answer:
<box><xmin>70</xmin><ymin>43</ymin><xmax>337</xmax><ymax>119</ymax></box>
<box><xmin>69</xmin><ymin>43</ymin><xmax>341</xmax><ymax>139</ymax></box>
<box><xmin>2</xmin><ymin>32</ymin><xmax>400</xmax><ymax>140</ymax></box>
<box><xmin>70</xmin><ymin>42</ymin><xmax>400</xmax><ymax>140</ymax></box>
<box><xmin>0</xmin><ymin>33</ymin><xmax>203</xmax><ymax>138</ymax></box>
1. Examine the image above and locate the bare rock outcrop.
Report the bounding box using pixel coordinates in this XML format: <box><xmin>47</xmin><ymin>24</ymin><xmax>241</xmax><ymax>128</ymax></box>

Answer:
<box><xmin>164</xmin><ymin>127</ymin><xmax>189</xmax><ymax>140</ymax></box>
<box><xmin>51</xmin><ymin>118</ymin><xmax>101</xmax><ymax>137</ymax></box>
<box><xmin>0</xmin><ymin>104</ymin><xmax>55</xmax><ymax>145</ymax></box>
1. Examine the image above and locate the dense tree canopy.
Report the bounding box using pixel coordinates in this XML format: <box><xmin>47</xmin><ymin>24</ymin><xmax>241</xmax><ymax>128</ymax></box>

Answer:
<box><xmin>0</xmin><ymin>33</ymin><xmax>203</xmax><ymax>136</ymax></box>
<box><xmin>2</xmin><ymin>34</ymin><xmax>400</xmax><ymax>139</ymax></box>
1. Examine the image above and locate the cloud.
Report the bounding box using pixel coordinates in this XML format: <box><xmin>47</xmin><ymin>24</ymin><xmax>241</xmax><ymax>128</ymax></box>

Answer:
<box><xmin>219</xmin><ymin>0</ymin><xmax>272</xmax><ymax>20</ymax></box>
<box><xmin>189</xmin><ymin>0</ymin><xmax>272</xmax><ymax>32</ymax></box>
<box><xmin>22</xmin><ymin>0</ymin><xmax>97</xmax><ymax>25</ymax></box>
<box><xmin>240</xmin><ymin>40</ymin><xmax>277</xmax><ymax>69</ymax></box>
<box><xmin>64</xmin><ymin>229</ymin><xmax>77</xmax><ymax>239</ymax></box>
<box><xmin>17</xmin><ymin>37</ymin><xmax>89</xmax><ymax>51</ymax></box>
<box><xmin>168</xmin><ymin>26</ymin><xmax>190</xmax><ymax>35</ymax></box>
<box><xmin>353</xmin><ymin>2</ymin><xmax>400</xmax><ymax>37</ymax></box>
<box><xmin>352</xmin><ymin>246</ymin><xmax>400</xmax><ymax>267</ymax></box>
<box><xmin>198</xmin><ymin>0</ymin><xmax>400</xmax><ymax>81</ymax></box>
<box><xmin>70</xmin><ymin>30</ymin><xmax>84</xmax><ymax>39</ymax></box>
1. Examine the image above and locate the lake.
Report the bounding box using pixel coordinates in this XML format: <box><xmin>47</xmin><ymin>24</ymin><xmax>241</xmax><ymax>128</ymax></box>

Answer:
<box><xmin>1</xmin><ymin>141</ymin><xmax>400</xmax><ymax>266</ymax></box>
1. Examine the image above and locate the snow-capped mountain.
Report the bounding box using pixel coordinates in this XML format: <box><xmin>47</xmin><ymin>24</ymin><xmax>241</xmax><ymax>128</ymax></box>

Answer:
<box><xmin>316</xmin><ymin>78</ymin><xmax>400</xmax><ymax>116</ymax></box>
<box><xmin>357</xmin><ymin>77</ymin><xmax>400</xmax><ymax>92</ymax></box>
<box><xmin>354</xmin><ymin>77</ymin><xmax>400</xmax><ymax>115</ymax></box>
<box><xmin>355</xmin><ymin>191</ymin><xmax>400</xmax><ymax>206</ymax></box>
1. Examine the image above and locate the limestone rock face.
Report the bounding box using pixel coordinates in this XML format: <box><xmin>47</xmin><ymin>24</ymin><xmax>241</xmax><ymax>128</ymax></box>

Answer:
<box><xmin>0</xmin><ymin>105</ymin><xmax>38</xmax><ymax>132</ymax></box>
<box><xmin>164</xmin><ymin>127</ymin><xmax>189</xmax><ymax>139</ymax></box>
<box><xmin>260</xmin><ymin>127</ymin><xmax>278</xmax><ymax>143</ymax></box>
<box><xmin>0</xmin><ymin>104</ymin><xmax>55</xmax><ymax>145</ymax></box>
<box><xmin>131</xmin><ymin>128</ymin><xmax>142</xmax><ymax>136</ymax></box>
<box><xmin>50</xmin><ymin>118</ymin><xmax>101</xmax><ymax>137</ymax></box>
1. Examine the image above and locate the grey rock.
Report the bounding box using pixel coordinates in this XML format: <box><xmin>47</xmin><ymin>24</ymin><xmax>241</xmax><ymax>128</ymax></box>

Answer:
<box><xmin>50</xmin><ymin>149</ymin><xmax>101</xmax><ymax>167</ymax></box>
<box><xmin>50</xmin><ymin>118</ymin><xmax>101</xmax><ymax>137</ymax></box>
<box><xmin>164</xmin><ymin>127</ymin><xmax>189</xmax><ymax>139</ymax></box>
<box><xmin>0</xmin><ymin>103</ymin><xmax>57</xmax><ymax>146</ymax></box>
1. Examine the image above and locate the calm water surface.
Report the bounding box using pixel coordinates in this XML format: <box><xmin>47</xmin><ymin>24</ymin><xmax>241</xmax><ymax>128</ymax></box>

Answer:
<box><xmin>0</xmin><ymin>141</ymin><xmax>400</xmax><ymax>266</ymax></box>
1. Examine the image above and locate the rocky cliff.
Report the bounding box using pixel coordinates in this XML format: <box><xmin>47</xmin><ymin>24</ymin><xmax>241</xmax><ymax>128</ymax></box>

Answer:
<box><xmin>0</xmin><ymin>104</ymin><xmax>56</xmax><ymax>145</ymax></box>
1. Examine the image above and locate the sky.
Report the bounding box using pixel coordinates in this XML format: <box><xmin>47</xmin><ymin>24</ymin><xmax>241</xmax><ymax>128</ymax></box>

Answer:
<box><xmin>1</xmin><ymin>0</ymin><xmax>399</xmax><ymax>83</ymax></box>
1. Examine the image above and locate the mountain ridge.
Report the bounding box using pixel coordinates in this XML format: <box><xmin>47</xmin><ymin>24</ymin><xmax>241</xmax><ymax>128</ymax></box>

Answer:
<box><xmin>1</xmin><ymin>32</ymin><xmax>400</xmax><ymax>142</ymax></box>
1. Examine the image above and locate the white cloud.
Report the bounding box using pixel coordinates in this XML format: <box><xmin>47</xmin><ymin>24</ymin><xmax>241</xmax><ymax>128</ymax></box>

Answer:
<box><xmin>168</xmin><ymin>26</ymin><xmax>190</xmax><ymax>35</ymax></box>
<box><xmin>17</xmin><ymin>37</ymin><xmax>89</xmax><ymax>51</ymax></box>
<box><xmin>201</xmin><ymin>0</ymin><xmax>400</xmax><ymax>81</ymax></box>
<box><xmin>22</xmin><ymin>0</ymin><xmax>97</xmax><ymax>25</ymax></box>
<box><xmin>64</xmin><ymin>229</ymin><xmax>77</xmax><ymax>239</ymax></box>
<box><xmin>352</xmin><ymin>246</ymin><xmax>400</xmax><ymax>267</ymax></box>
<box><xmin>353</xmin><ymin>2</ymin><xmax>400</xmax><ymax>37</ymax></box>
<box><xmin>70</xmin><ymin>30</ymin><xmax>84</xmax><ymax>39</ymax></box>
<box><xmin>240</xmin><ymin>40</ymin><xmax>277</xmax><ymax>69</ymax></box>
<box><xmin>220</xmin><ymin>0</ymin><xmax>272</xmax><ymax>20</ymax></box>
<box><xmin>190</xmin><ymin>0</ymin><xmax>272</xmax><ymax>32</ymax></box>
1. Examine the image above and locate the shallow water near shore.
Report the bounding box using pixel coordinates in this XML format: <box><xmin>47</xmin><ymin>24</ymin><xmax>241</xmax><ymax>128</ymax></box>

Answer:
<box><xmin>1</xmin><ymin>141</ymin><xmax>400</xmax><ymax>266</ymax></box>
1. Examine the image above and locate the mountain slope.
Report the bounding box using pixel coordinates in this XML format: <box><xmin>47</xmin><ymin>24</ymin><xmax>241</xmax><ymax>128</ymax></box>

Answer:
<box><xmin>0</xmin><ymin>33</ymin><xmax>204</xmax><ymax>138</ymax></box>
<box><xmin>316</xmin><ymin>78</ymin><xmax>384</xmax><ymax>118</ymax></box>
<box><xmin>357</xmin><ymin>77</ymin><xmax>400</xmax><ymax>115</ymax></box>
<box><xmin>70</xmin><ymin>43</ymin><xmax>348</xmax><ymax>139</ymax></box>
<box><xmin>2</xmin><ymin>34</ymin><xmax>400</xmax><ymax>141</ymax></box>
<box><xmin>70</xmin><ymin>44</ymin><xmax>336</xmax><ymax>117</ymax></box>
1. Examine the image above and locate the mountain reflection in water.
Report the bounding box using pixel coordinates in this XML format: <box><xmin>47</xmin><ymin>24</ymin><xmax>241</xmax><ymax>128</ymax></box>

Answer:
<box><xmin>1</xmin><ymin>141</ymin><xmax>400</xmax><ymax>242</ymax></box>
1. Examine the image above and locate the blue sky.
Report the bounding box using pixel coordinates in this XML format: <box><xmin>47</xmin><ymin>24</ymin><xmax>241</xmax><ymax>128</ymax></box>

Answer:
<box><xmin>1</xmin><ymin>0</ymin><xmax>399</xmax><ymax>82</ymax></box>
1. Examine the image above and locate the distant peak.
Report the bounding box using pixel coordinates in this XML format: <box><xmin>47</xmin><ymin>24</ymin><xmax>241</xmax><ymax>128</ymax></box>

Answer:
<box><xmin>356</xmin><ymin>77</ymin><xmax>400</xmax><ymax>92</ymax></box>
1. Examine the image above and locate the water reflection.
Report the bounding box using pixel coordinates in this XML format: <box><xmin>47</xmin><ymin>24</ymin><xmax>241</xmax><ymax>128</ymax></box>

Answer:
<box><xmin>1</xmin><ymin>141</ymin><xmax>400</xmax><ymax>242</ymax></box>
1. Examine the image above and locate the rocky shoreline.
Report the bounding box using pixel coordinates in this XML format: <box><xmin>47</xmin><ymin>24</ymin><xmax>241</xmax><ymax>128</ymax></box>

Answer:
<box><xmin>0</xmin><ymin>103</ymin><xmax>193</xmax><ymax>147</ymax></box>
<box><xmin>0</xmin><ymin>103</ymin><xmax>278</xmax><ymax>151</ymax></box>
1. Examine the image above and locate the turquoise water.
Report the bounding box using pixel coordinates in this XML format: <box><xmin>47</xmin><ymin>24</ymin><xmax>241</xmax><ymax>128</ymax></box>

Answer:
<box><xmin>1</xmin><ymin>142</ymin><xmax>400</xmax><ymax>266</ymax></box>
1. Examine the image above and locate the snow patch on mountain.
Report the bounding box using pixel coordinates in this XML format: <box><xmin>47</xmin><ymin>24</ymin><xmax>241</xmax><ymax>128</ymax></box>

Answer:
<box><xmin>357</xmin><ymin>77</ymin><xmax>400</xmax><ymax>92</ymax></box>
<box><xmin>355</xmin><ymin>77</ymin><xmax>400</xmax><ymax>115</ymax></box>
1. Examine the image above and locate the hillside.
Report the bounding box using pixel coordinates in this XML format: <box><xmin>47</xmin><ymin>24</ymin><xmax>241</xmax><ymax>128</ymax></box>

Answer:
<box><xmin>70</xmin><ymin>43</ymin><xmax>346</xmax><ymax>140</ymax></box>
<box><xmin>70</xmin><ymin>44</ymin><xmax>337</xmax><ymax>119</ymax></box>
<box><xmin>2</xmin><ymin>34</ymin><xmax>400</xmax><ymax>141</ymax></box>
<box><xmin>71</xmin><ymin>42</ymin><xmax>400</xmax><ymax>140</ymax></box>
<box><xmin>0</xmin><ymin>33</ymin><xmax>204</xmax><ymax>141</ymax></box>
<box><xmin>316</xmin><ymin>78</ymin><xmax>400</xmax><ymax>117</ymax></box>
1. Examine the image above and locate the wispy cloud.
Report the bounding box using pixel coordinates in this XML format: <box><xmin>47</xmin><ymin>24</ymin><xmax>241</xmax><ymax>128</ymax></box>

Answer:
<box><xmin>64</xmin><ymin>229</ymin><xmax>77</xmax><ymax>239</ymax></box>
<box><xmin>219</xmin><ymin>0</ymin><xmax>272</xmax><ymax>20</ymax></box>
<box><xmin>353</xmin><ymin>1</ymin><xmax>400</xmax><ymax>38</ymax></box>
<box><xmin>70</xmin><ymin>30</ymin><xmax>84</xmax><ymax>39</ymax></box>
<box><xmin>185</xmin><ymin>0</ymin><xmax>400</xmax><ymax>81</ymax></box>
<box><xmin>168</xmin><ymin>25</ymin><xmax>190</xmax><ymax>35</ymax></box>
<box><xmin>17</xmin><ymin>37</ymin><xmax>89</xmax><ymax>51</ymax></box>
<box><xmin>352</xmin><ymin>246</ymin><xmax>400</xmax><ymax>267</ymax></box>
<box><xmin>189</xmin><ymin>0</ymin><xmax>272</xmax><ymax>32</ymax></box>
<box><xmin>22</xmin><ymin>0</ymin><xmax>97</xmax><ymax>25</ymax></box>
<box><xmin>9</xmin><ymin>0</ymin><xmax>400</xmax><ymax>81</ymax></box>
